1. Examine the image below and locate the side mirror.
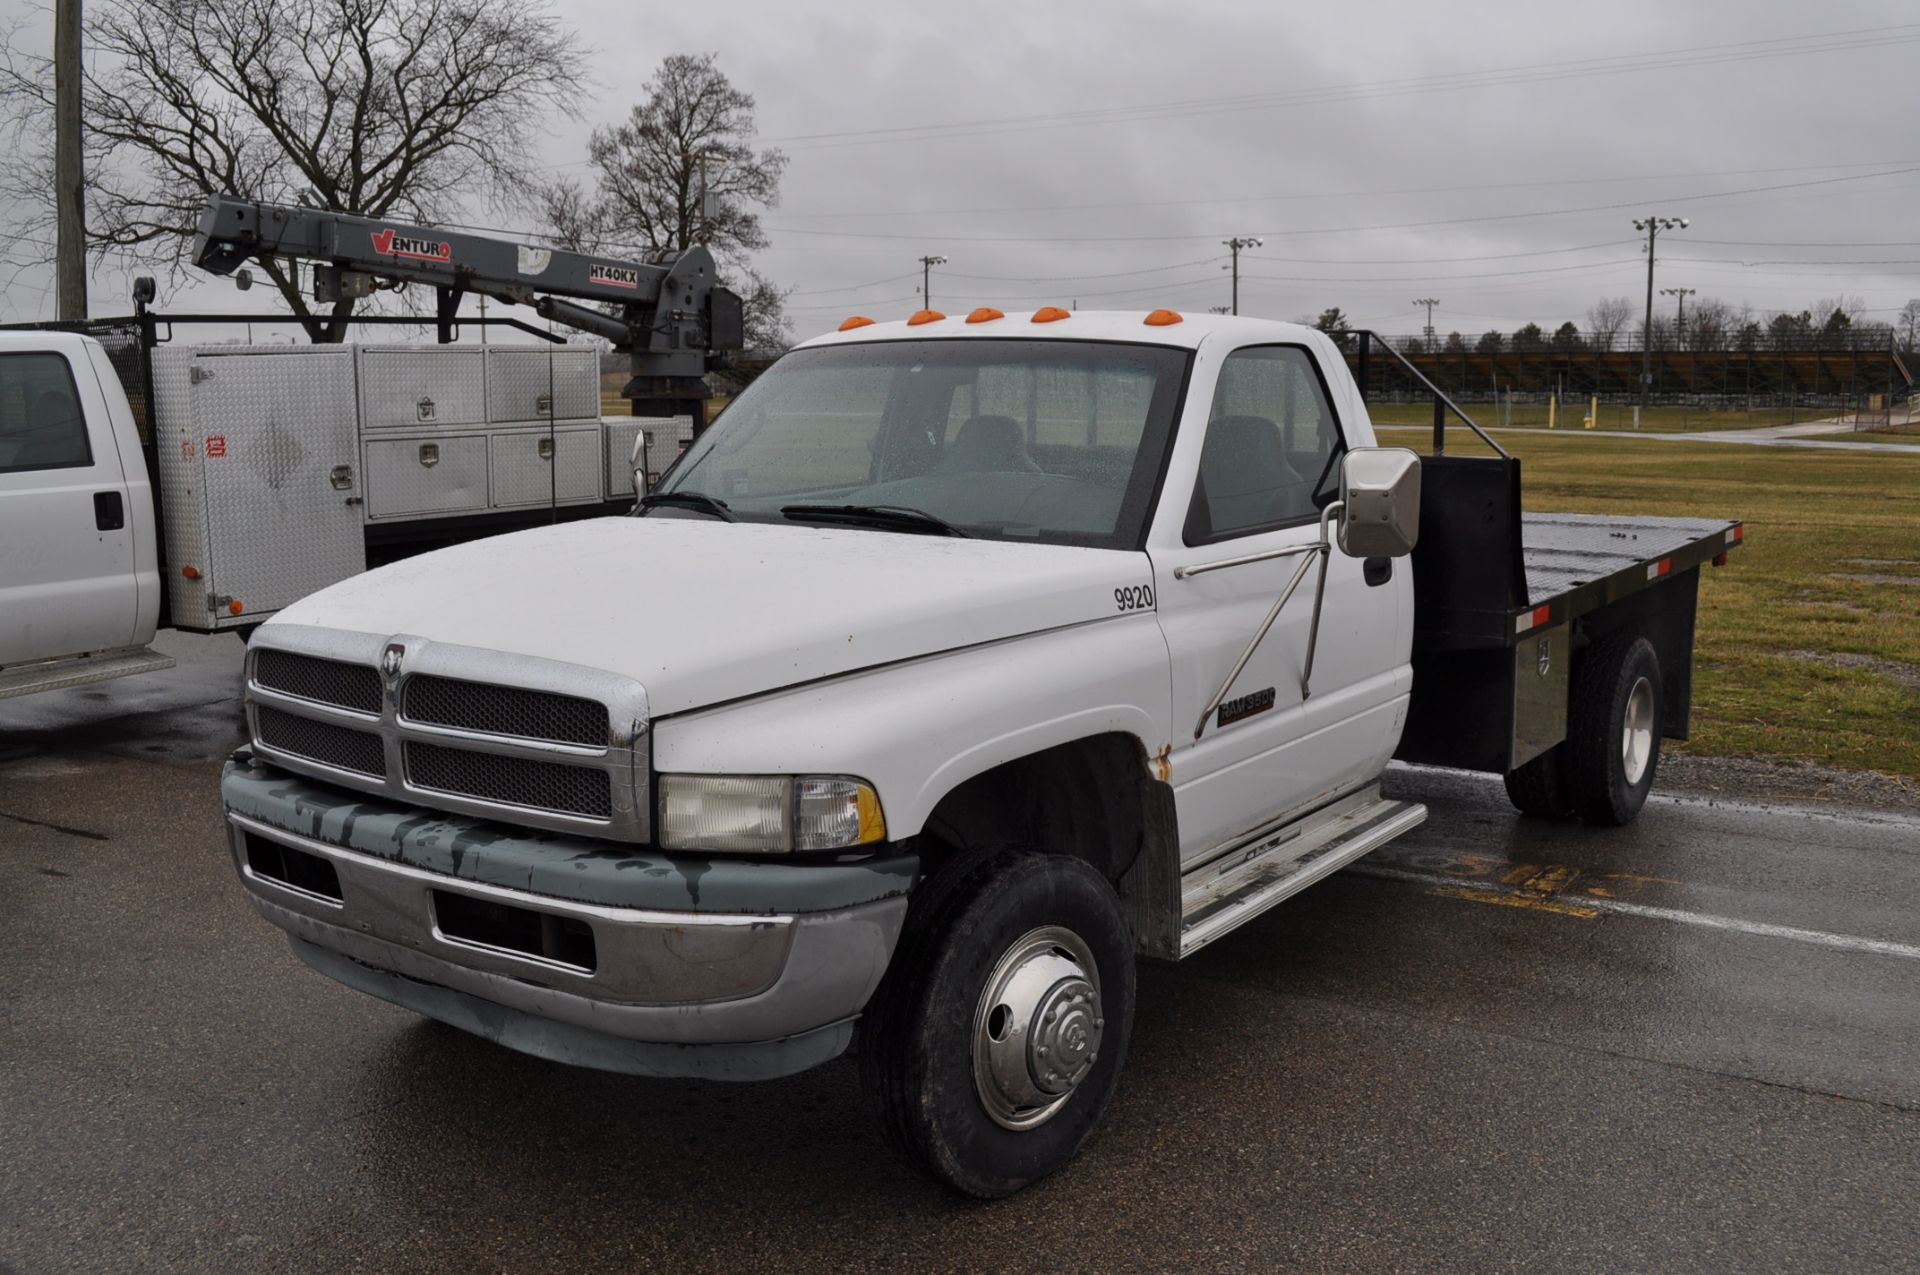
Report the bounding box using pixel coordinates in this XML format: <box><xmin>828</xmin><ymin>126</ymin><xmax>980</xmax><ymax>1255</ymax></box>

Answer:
<box><xmin>1337</xmin><ymin>447</ymin><xmax>1421</xmax><ymax>558</ymax></box>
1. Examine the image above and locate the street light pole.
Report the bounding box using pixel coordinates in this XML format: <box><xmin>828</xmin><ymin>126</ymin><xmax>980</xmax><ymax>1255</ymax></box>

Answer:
<box><xmin>1413</xmin><ymin>297</ymin><xmax>1440</xmax><ymax>344</ymax></box>
<box><xmin>1222</xmin><ymin>237</ymin><xmax>1262</xmax><ymax>315</ymax></box>
<box><xmin>1633</xmin><ymin>215</ymin><xmax>1689</xmax><ymax>409</ymax></box>
<box><xmin>918</xmin><ymin>254</ymin><xmax>947</xmax><ymax>310</ymax></box>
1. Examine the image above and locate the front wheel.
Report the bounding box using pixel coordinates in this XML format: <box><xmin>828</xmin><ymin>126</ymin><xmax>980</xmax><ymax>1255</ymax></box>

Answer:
<box><xmin>858</xmin><ymin>845</ymin><xmax>1136</xmax><ymax>1198</ymax></box>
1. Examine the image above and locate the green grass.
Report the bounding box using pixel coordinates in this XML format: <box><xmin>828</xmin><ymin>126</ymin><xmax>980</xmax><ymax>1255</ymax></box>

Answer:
<box><xmin>1412</xmin><ymin>432</ymin><xmax>1920</xmax><ymax>777</ymax></box>
<box><xmin>1365</xmin><ymin>402</ymin><xmax>1823</xmax><ymax>433</ymax></box>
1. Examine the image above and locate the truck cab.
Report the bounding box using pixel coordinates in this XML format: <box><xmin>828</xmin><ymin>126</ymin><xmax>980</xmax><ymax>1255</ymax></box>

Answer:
<box><xmin>217</xmin><ymin>309</ymin><xmax>1736</xmax><ymax>1197</ymax></box>
<box><xmin>0</xmin><ymin>331</ymin><xmax>173</xmax><ymax>697</ymax></box>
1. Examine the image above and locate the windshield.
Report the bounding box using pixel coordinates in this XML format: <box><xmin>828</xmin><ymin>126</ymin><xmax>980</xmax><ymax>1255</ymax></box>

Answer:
<box><xmin>649</xmin><ymin>338</ymin><xmax>1191</xmax><ymax>548</ymax></box>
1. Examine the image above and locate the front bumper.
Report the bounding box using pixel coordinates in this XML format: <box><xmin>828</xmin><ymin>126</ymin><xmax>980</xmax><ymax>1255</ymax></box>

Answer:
<box><xmin>222</xmin><ymin>752</ymin><xmax>916</xmax><ymax>1079</ymax></box>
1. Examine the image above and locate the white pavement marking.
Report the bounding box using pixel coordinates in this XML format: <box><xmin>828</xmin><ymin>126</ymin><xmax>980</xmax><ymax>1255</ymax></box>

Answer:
<box><xmin>1350</xmin><ymin>863</ymin><xmax>1920</xmax><ymax>962</ymax></box>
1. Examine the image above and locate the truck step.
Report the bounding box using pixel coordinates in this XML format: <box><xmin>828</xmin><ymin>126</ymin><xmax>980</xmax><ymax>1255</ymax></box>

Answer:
<box><xmin>0</xmin><ymin>646</ymin><xmax>177</xmax><ymax>700</ymax></box>
<box><xmin>1179</xmin><ymin>785</ymin><xmax>1427</xmax><ymax>957</ymax></box>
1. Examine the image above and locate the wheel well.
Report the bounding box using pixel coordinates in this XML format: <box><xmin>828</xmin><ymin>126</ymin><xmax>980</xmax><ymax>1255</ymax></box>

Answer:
<box><xmin>919</xmin><ymin>734</ymin><xmax>1165</xmax><ymax>884</ymax></box>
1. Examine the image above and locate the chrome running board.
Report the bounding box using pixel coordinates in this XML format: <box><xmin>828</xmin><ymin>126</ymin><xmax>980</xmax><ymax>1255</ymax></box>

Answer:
<box><xmin>0</xmin><ymin>645</ymin><xmax>175</xmax><ymax>700</ymax></box>
<box><xmin>1178</xmin><ymin>783</ymin><xmax>1426</xmax><ymax>957</ymax></box>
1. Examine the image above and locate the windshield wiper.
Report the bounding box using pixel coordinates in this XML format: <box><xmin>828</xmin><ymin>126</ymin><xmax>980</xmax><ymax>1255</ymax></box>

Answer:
<box><xmin>780</xmin><ymin>503</ymin><xmax>975</xmax><ymax>538</ymax></box>
<box><xmin>637</xmin><ymin>490</ymin><xmax>736</xmax><ymax>522</ymax></box>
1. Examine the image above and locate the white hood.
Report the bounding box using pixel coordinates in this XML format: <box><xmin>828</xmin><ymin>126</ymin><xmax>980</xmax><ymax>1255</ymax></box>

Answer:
<box><xmin>272</xmin><ymin>517</ymin><xmax>1152</xmax><ymax>716</ymax></box>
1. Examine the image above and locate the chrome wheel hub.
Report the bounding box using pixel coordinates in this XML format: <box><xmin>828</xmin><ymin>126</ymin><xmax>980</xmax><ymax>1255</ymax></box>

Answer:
<box><xmin>1622</xmin><ymin>675</ymin><xmax>1655</xmax><ymax>786</ymax></box>
<box><xmin>972</xmin><ymin>926</ymin><xmax>1104</xmax><ymax>1131</ymax></box>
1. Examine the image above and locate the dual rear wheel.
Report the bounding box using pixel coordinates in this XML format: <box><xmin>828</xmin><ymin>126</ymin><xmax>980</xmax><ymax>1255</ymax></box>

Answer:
<box><xmin>1504</xmin><ymin>632</ymin><xmax>1662</xmax><ymax>825</ymax></box>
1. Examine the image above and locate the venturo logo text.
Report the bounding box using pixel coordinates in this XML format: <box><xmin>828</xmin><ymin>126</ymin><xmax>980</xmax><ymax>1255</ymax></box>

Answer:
<box><xmin>370</xmin><ymin>228</ymin><xmax>453</xmax><ymax>263</ymax></box>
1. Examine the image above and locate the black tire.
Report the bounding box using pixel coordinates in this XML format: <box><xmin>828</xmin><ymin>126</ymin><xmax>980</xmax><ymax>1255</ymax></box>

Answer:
<box><xmin>1566</xmin><ymin>633</ymin><xmax>1662</xmax><ymax>826</ymax></box>
<box><xmin>1503</xmin><ymin>745</ymin><xmax>1574</xmax><ymax>818</ymax></box>
<box><xmin>858</xmin><ymin>844</ymin><xmax>1136</xmax><ymax>1199</ymax></box>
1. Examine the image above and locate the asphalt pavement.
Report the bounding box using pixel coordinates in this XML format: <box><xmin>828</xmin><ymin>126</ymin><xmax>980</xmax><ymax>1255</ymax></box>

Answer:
<box><xmin>3</xmin><ymin>631</ymin><xmax>1916</xmax><ymax>1274</ymax></box>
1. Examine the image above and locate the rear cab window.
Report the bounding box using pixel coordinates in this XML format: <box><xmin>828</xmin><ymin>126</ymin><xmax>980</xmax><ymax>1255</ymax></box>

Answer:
<box><xmin>0</xmin><ymin>351</ymin><xmax>93</xmax><ymax>474</ymax></box>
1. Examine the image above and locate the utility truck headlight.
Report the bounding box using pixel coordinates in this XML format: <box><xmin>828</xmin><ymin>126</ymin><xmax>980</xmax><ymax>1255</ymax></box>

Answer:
<box><xmin>657</xmin><ymin>775</ymin><xmax>886</xmax><ymax>853</ymax></box>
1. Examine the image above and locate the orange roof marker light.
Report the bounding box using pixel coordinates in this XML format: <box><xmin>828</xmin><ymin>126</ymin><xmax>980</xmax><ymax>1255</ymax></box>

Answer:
<box><xmin>907</xmin><ymin>309</ymin><xmax>947</xmax><ymax>326</ymax></box>
<box><xmin>838</xmin><ymin>315</ymin><xmax>875</xmax><ymax>332</ymax></box>
<box><xmin>965</xmin><ymin>307</ymin><xmax>1005</xmax><ymax>324</ymax></box>
<box><xmin>1144</xmin><ymin>308</ymin><xmax>1184</xmax><ymax>326</ymax></box>
<box><xmin>1031</xmin><ymin>306</ymin><xmax>1071</xmax><ymax>323</ymax></box>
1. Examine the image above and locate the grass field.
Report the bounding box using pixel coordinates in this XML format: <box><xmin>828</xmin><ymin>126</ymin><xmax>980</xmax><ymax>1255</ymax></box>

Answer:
<box><xmin>1380</xmin><ymin>427</ymin><xmax>1920</xmax><ymax>777</ymax></box>
<box><xmin>1364</xmin><ymin>402</ymin><xmax>1823</xmax><ymax>433</ymax></box>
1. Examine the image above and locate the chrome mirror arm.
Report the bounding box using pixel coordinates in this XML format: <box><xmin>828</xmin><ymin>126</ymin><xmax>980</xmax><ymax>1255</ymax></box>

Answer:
<box><xmin>1190</xmin><ymin>501</ymin><xmax>1344</xmax><ymax>741</ymax></box>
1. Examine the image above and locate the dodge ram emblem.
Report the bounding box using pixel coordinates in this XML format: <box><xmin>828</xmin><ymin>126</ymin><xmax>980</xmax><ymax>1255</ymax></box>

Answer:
<box><xmin>382</xmin><ymin>644</ymin><xmax>405</xmax><ymax>677</ymax></box>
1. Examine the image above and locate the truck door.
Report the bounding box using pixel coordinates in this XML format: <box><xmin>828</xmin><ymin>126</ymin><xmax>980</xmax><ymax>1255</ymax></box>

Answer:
<box><xmin>1150</xmin><ymin>344</ymin><xmax>1406</xmax><ymax>865</ymax></box>
<box><xmin>0</xmin><ymin>343</ymin><xmax>138</xmax><ymax>664</ymax></box>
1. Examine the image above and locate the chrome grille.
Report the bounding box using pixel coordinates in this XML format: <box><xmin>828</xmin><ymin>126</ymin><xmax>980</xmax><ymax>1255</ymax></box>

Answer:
<box><xmin>257</xmin><ymin>706</ymin><xmax>387</xmax><ymax>777</ymax></box>
<box><xmin>406</xmin><ymin>741</ymin><xmax>612</xmax><ymax>819</ymax></box>
<box><xmin>403</xmin><ymin>675</ymin><xmax>609</xmax><ymax>747</ymax></box>
<box><xmin>253</xmin><ymin>649</ymin><xmax>382</xmax><ymax>714</ymax></box>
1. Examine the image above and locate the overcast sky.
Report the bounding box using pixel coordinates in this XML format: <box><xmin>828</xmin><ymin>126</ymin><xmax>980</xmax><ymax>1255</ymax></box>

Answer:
<box><xmin>5</xmin><ymin>0</ymin><xmax>1919</xmax><ymax>343</ymax></box>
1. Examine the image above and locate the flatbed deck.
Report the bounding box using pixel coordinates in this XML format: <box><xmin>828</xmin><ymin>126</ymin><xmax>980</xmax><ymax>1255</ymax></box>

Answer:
<box><xmin>1514</xmin><ymin>512</ymin><xmax>1743</xmax><ymax>640</ymax></box>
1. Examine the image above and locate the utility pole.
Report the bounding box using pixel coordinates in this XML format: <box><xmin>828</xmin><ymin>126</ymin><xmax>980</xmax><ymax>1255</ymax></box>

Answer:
<box><xmin>1633</xmin><ymin>215</ymin><xmax>1688</xmax><ymax>409</ymax></box>
<box><xmin>1413</xmin><ymin>297</ymin><xmax>1440</xmax><ymax>344</ymax></box>
<box><xmin>918</xmin><ymin>254</ymin><xmax>947</xmax><ymax>310</ymax></box>
<box><xmin>54</xmin><ymin>0</ymin><xmax>86</xmax><ymax>320</ymax></box>
<box><xmin>1660</xmin><ymin>286</ymin><xmax>1696</xmax><ymax>347</ymax></box>
<box><xmin>1221</xmin><ymin>237</ymin><xmax>1262</xmax><ymax>315</ymax></box>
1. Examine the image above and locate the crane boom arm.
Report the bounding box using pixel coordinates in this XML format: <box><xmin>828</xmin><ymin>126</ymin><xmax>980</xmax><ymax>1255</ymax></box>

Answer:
<box><xmin>191</xmin><ymin>195</ymin><xmax>743</xmax><ymax>390</ymax></box>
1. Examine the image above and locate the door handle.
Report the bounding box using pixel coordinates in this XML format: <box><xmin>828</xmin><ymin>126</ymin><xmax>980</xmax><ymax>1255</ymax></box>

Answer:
<box><xmin>1364</xmin><ymin>556</ymin><xmax>1392</xmax><ymax>587</ymax></box>
<box><xmin>93</xmin><ymin>490</ymin><xmax>125</xmax><ymax>531</ymax></box>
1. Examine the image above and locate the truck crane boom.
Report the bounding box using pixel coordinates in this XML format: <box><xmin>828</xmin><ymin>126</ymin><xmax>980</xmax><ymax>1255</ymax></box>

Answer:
<box><xmin>191</xmin><ymin>195</ymin><xmax>744</xmax><ymax>414</ymax></box>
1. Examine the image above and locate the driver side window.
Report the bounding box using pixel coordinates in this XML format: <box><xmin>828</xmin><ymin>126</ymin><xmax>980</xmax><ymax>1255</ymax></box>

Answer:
<box><xmin>1184</xmin><ymin>345</ymin><xmax>1344</xmax><ymax>544</ymax></box>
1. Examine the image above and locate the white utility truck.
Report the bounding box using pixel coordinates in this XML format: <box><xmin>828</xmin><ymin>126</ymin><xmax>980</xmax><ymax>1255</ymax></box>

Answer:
<box><xmin>219</xmin><ymin>307</ymin><xmax>1742</xmax><ymax>1197</ymax></box>
<box><xmin>0</xmin><ymin>195</ymin><xmax>732</xmax><ymax>700</ymax></box>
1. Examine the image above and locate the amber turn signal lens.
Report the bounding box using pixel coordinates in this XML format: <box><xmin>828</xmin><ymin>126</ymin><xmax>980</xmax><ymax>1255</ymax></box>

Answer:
<box><xmin>228</xmin><ymin>600</ymin><xmax>244</xmax><ymax>615</ymax></box>
<box><xmin>838</xmin><ymin>315</ymin><xmax>875</xmax><ymax>331</ymax></box>
<box><xmin>1031</xmin><ymin>306</ymin><xmax>1071</xmax><ymax>323</ymax></box>
<box><xmin>965</xmin><ymin>307</ymin><xmax>1004</xmax><ymax>324</ymax></box>
<box><xmin>181</xmin><ymin>565</ymin><xmax>200</xmax><ymax>580</ymax></box>
<box><xmin>1144</xmin><ymin>309</ymin><xmax>1183</xmax><ymax>326</ymax></box>
<box><xmin>907</xmin><ymin>309</ymin><xmax>946</xmax><ymax>326</ymax></box>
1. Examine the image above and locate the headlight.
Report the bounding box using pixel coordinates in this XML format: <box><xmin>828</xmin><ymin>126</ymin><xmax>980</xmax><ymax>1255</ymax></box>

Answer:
<box><xmin>657</xmin><ymin>775</ymin><xmax>887</xmax><ymax>853</ymax></box>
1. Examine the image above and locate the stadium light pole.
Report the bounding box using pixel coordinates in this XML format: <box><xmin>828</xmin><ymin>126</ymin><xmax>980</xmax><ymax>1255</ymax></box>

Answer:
<box><xmin>1633</xmin><ymin>215</ymin><xmax>1689</xmax><ymax>409</ymax></box>
<box><xmin>918</xmin><ymin>255</ymin><xmax>947</xmax><ymax>310</ymax></box>
<box><xmin>1222</xmin><ymin>237</ymin><xmax>1262</xmax><ymax>315</ymax></box>
<box><xmin>1413</xmin><ymin>298</ymin><xmax>1440</xmax><ymax>344</ymax></box>
<box><xmin>1660</xmin><ymin>286</ymin><xmax>1697</xmax><ymax>346</ymax></box>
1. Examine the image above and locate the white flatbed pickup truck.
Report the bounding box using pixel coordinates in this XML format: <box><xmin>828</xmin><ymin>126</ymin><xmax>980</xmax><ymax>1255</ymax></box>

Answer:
<box><xmin>218</xmin><ymin>309</ymin><xmax>1742</xmax><ymax>1196</ymax></box>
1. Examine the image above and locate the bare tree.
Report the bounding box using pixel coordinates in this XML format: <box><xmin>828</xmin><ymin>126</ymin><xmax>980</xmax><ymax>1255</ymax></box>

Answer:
<box><xmin>543</xmin><ymin>53</ymin><xmax>791</xmax><ymax>350</ymax></box>
<box><xmin>1585</xmin><ymin>296</ymin><xmax>1634</xmax><ymax>351</ymax></box>
<box><xmin>1900</xmin><ymin>299</ymin><xmax>1920</xmax><ymax>350</ymax></box>
<box><xmin>0</xmin><ymin>0</ymin><xmax>585</xmax><ymax>340</ymax></box>
<box><xmin>1686</xmin><ymin>298</ymin><xmax>1733</xmax><ymax>351</ymax></box>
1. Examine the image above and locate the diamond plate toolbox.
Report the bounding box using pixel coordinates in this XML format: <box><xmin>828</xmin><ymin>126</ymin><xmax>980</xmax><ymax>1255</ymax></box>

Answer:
<box><xmin>152</xmin><ymin>347</ymin><xmax>366</xmax><ymax>629</ymax></box>
<box><xmin>364</xmin><ymin>433</ymin><xmax>490</xmax><ymax>519</ymax></box>
<box><xmin>359</xmin><ymin>346</ymin><xmax>486</xmax><ymax>429</ymax></box>
<box><xmin>485</xmin><ymin>347</ymin><xmax>600</xmax><ymax>422</ymax></box>
<box><xmin>490</xmin><ymin>425</ymin><xmax>603</xmax><ymax>506</ymax></box>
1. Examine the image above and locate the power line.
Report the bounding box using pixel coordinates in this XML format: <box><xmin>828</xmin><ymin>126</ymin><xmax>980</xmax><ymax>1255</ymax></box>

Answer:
<box><xmin>762</xmin><ymin>165</ymin><xmax>1920</xmax><ymax>244</ymax></box>
<box><xmin>769</xmin><ymin>160</ymin><xmax>1920</xmax><ymax>222</ymax></box>
<box><xmin>763</xmin><ymin>23</ymin><xmax>1920</xmax><ymax>150</ymax></box>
